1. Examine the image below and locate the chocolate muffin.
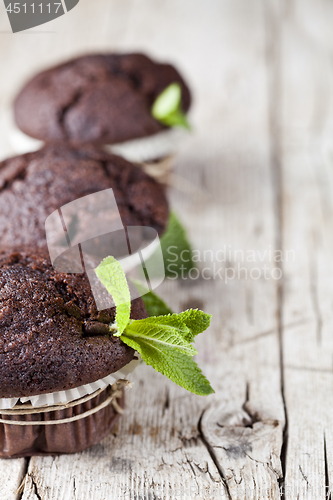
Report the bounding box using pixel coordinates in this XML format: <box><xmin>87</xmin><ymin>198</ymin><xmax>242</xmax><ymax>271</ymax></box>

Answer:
<box><xmin>0</xmin><ymin>248</ymin><xmax>147</xmax><ymax>399</ymax></box>
<box><xmin>0</xmin><ymin>248</ymin><xmax>147</xmax><ymax>457</ymax></box>
<box><xmin>13</xmin><ymin>53</ymin><xmax>191</xmax><ymax>146</ymax></box>
<box><xmin>0</xmin><ymin>144</ymin><xmax>169</xmax><ymax>249</ymax></box>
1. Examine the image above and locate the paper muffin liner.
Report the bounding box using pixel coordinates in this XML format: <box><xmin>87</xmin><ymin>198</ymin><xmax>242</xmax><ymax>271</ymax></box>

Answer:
<box><xmin>0</xmin><ymin>383</ymin><xmax>126</xmax><ymax>458</ymax></box>
<box><xmin>138</xmin><ymin>155</ymin><xmax>175</xmax><ymax>185</ymax></box>
<box><xmin>8</xmin><ymin>107</ymin><xmax>189</xmax><ymax>161</ymax></box>
<box><xmin>0</xmin><ymin>356</ymin><xmax>140</xmax><ymax>410</ymax></box>
<box><xmin>7</xmin><ymin>105</ymin><xmax>189</xmax><ymax>185</ymax></box>
<box><xmin>8</xmin><ymin>128</ymin><xmax>174</xmax><ymax>183</ymax></box>
<box><xmin>107</xmin><ymin>128</ymin><xmax>190</xmax><ymax>185</ymax></box>
<box><xmin>108</xmin><ymin>128</ymin><xmax>189</xmax><ymax>163</ymax></box>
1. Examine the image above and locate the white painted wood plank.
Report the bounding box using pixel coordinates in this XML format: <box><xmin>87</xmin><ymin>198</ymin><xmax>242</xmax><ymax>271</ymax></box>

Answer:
<box><xmin>19</xmin><ymin>0</ymin><xmax>286</xmax><ymax>498</ymax></box>
<box><xmin>0</xmin><ymin>0</ymin><xmax>138</xmax><ymax>496</ymax></box>
<box><xmin>21</xmin><ymin>371</ymin><xmax>225</xmax><ymax>500</ymax></box>
<box><xmin>0</xmin><ymin>0</ymin><xmax>290</xmax><ymax>498</ymax></box>
<box><xmin>273</xmin><ymin>0</ymin><xmax>333</xmax><ymax>497</ymax></box>
<box><xmin>0</xmin><ymin>458</ymin><xmax>27</xmax><ymax>500</ymax></box>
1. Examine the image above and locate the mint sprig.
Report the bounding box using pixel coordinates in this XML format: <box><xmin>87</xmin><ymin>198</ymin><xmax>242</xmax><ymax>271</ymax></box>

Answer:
<box><xmin>152</xmin><ymin>83</ymin><xmax>191</xmax><ymax>130</ymax></box>
<box><xmin>95</xmin><ymin>259</ymin><xmax>214</xmax><ymax>396</ymax></box>
<box><xmin>120</xmin><ymin>323</ymin><xmax>213</xmax><ymax>396</ymax></box>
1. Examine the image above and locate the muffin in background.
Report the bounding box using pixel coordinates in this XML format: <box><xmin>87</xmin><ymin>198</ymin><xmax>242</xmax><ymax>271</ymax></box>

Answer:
<box><xmin>12</xmin><ymin>53</ymin><xmax>192</xmax><ymax>183</ymax></box>
<box><xmin>0</xmin><ymin>144</ymin><xmax>169</xmax><ymax>249</ymax></box>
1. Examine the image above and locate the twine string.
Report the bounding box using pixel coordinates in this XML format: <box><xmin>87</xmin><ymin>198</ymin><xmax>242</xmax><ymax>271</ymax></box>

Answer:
<box><xmin>0</xmin><ymin>380</ymin><xmax>129</xmax><ymax>426</ymax></box>
<box><xmin>140</xmin><ymin>156</ymin><xmax>173</xmax><ymax>184</ymax></box>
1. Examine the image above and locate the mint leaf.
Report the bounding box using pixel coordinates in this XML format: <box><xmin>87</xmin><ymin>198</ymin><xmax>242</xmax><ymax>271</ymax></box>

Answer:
<box><xmin>127</xmin><ymin>311</ymin><xmax>210</xmax><ymax>344</ymax></box>
<box><xmin>95</xmin><ymin>256</ymin><xmax>214</xmax><ymax>396</ymax></box>
<box><xmin>160</xmin><ymin>109</ymin><xmax>191</xmax><ymax>129</ymax></box>
<box><xmin>171</xmin><ymin>309</ymin><xmax>212</xmax><ymax>342</ymax></box>
<box><xmin>124</xmin><ymin>316</ymin><xmax>198</xmax><ymax>356</ymax></box>
<box><xmin>121</xmin><ymin>311</ymin><xmax>214</xmax><ymax>396</ymax></box>
<box><xmin>131</xmin><ymin>279</ymin><xmax>173</xmax><ymax>316</ymax></box>
<box><xmin>95</xmin><ymin>256</ymin><xmax>131</xmax><ymax>336</ymax></box>
<box><xmin>160</xmin><ymin>211</ymin><xmax>196</xmax><ymax>278</ymax></box>
<box><xmin>153</xmin><ymin>82</ymin><xmax>181</xmax><ymax>117</ymax></box>
<box><xmin>121</xmin><ymin>331</ymin><xmax>213</xmax><ymax>396</ymax></box>
<box><xmin>152</xmin><ymin>83</ymin><xmax>191</xmax><ymax>130</ymax></box>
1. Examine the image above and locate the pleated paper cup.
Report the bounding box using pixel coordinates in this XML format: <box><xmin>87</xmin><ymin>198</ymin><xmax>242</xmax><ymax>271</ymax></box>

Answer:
<box><xmin>0</xmin><ymin>383</ymin><xmax>125</xmax><ymax>458</ymax></box>
<box><xmin>0</xmin><ymin>357</ymin><xmax>140</xmax><ymax>457</ymax></box>
<box><xmin>108</xmin><ymin>128</ymin><xmax>190</xmax><ymax>185</ymax></box>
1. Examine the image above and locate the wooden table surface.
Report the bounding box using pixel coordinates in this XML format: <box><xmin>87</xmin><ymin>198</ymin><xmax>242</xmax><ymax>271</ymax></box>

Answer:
<box><xmin>1</xmin><ymin>0</ymin><xmax>333</xmax><ymax>498</ymax></box>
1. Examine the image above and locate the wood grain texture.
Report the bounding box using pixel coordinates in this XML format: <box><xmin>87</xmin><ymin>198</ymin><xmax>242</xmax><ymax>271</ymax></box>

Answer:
<box><xmin>18</xmin><ymin>0</ymin><xmax>286</xmax><ymax>498</ymax></box>
<box><xmin>278</xmin><ymin>0</ymin><xmax>333</xmax><ymax>497</ymax></box>
<box><xmin>262</xmin><ymin>0</ymin><xmax>333</xmax><ymax>498</ymax></box>
<box><xmin>0</xmin><ymin>459</ymin><xmax>27</xmax><ymax>500</ymax></box>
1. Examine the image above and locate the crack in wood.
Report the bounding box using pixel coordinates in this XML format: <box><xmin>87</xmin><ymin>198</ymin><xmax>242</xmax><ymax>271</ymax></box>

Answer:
<box><xmin>197</xmin><ymin>409</ymin><xmax>232</xmax><ymax>500</ymax></box>
<box><xmin>298</xmin><ymin>465</ymin><xmax>310</xmax><ymax>487</ymax></box>
<box><xmin>28</xmin><ymin>473</ymin><xmax>42</xmax><ymax>500</ymax></box>
<box><xmin>324</xmin><ymin>433</ymin><xmax>331</xmax><ymax>500</ymax></box>
<box><xmin>17</xmin><ymin>458</ymin><xmax>30</xmax><ymax>500</ymax></box>
<box><xmin>242</xmin><ymin>382</ymin><xmax>261</xmax><ymax>429</ymax></box>
<box><xmin>162</xmin><ymin>387</ymin><xmax>170</xmax><ymax>416</ymax></box>
<box><xmin>185</xmin><ymin>457</ymin><xmax>200</xmax><ymax>494</ymax></box>
<box><xmin>192</xmin><ymin>460</ymin><xmax>221</xmax><ymax>484</ymax></box>
<box><xmin>264</xmin><ymin>1</ymin><xmax>288</xmax><ymax>498</ymax></box>
<box><xmin>177</xmin><ymin>432</ymin><xmax>199</xmax><ymax>448</ymax></box>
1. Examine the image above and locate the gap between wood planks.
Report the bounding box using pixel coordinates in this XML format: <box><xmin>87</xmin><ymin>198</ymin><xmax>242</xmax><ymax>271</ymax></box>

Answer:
<box><xmin>5</xmin><ymin>1</ymin><xmax>304</xmax><ymax>498</ymax></box>
<box><xmin>264</xmin><ymin>0</ymin><xmax>287</xmax><ymax>497</ymax></box>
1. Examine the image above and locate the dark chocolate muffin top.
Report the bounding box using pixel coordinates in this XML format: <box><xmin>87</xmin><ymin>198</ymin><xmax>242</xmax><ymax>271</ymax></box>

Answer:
<box><xmin>14</xmin><ymin>53</ymin><xmax>191</xmax><ymax>145</ymax></box>
<box><xmin>0</xmin><ymin>249</ymin><xmax>147</xmax><ymax>399</ymax></box>
<box><xmin>0</xmin><ymin>144</ymin><xmax>169</xmax><ymax>249</ymax></box>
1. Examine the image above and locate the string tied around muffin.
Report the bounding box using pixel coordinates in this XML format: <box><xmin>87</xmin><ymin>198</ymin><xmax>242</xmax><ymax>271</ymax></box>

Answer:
<box><xmin>0</xmin><ymin>380</ymin><xmax>130</xmax><ymax>426</ymax></box>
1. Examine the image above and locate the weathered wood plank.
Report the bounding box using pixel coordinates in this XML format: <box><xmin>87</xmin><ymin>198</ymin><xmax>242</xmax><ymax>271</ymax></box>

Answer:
<box><xmin>0</xmin><ymin>0</ymin><xmax>138</xmax><ymax>497</ymax></box>
<box><xmin>16</xmin><ymin>0</ymin><xmax>287</xmax><ymax>498</ymax></box>
<box><xmin>21</xmin><ymin>371</ymin><xmax>225</xmax><ymax>500</ymax></box>
<box><xmin>0</xmin><ymin>458</ymin><xmax>27</xmax><ymax>500</ymax></box>
<box><xmin>6</xmin><ymin>0</ymin><xmax>330</xmax><ymax>498</ymax></box>
<box><xmin>275</xmin><ymin>0</ymin><xmax>333</xmax><ymax>497</ymax></box>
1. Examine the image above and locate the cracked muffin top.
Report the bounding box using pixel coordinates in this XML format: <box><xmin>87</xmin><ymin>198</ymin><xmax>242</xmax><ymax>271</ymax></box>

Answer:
<box><xmin>0</xmin><ymin>144</ymin><xmax>169</xmax><ymax>249</ymax></box>
<box><xmin>0</xmin><ymin>248</ymin><xmax>147</xmax><ymax>399</ymax></box>
<box><xmin>14</xmin><ymin>53</ymin><xmax>191</xmax><ymax>145</ymax></box>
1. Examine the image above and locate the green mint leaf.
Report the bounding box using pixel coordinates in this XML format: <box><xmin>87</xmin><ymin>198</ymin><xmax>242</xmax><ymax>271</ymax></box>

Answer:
<box><xmin>159</xmin><ymin>109</ymin><xmax>191</xmax><ymax>130</ymax></box>
<box><xmin>153</xmin><ymin>82</ymin><xmax>181</xmax><ymax>118</ymax></box>
<box><xmin>124</xmin><ymin>316</ymin><xmax>198</xmax><ymax>356</ymax></box>
<box><xmin>152</xmin><ymin>83</ymin><xmax>191</xmax><ymax>130</ymax></box>
<box><xmin>128</xmin><ymin>311</ymin><xmax>211</xmax><ymax>344</ymax></box>
<box><xmin>172</xmin><ymin>309</ymin><xmax>212</xmax><ymax>342</ymax></box>
<box><xmin>160</xmin><ymin>211</ymin><xmax>196</xmax><ymax>278</ymax></box>
<box><xmin>131</xmin><ymin>279</ymin><xmax>173</xmax><ymax>317</ymax></box>
<box><xmin>120</xmin><ymin>332</ymin><xmax>213</xmax><ymax>396</ymax></box>
<box><xmin>95</xmin><ymin>256</ymin><xmax>131</xmax><ymax>336</ymax></box>
<box><xmin>94</xmin><ymin>257</ymin><xmax>214</xmax><ymax>396</ymax></box>
<box><xmin>121</xmin><ymin>310</ymin><xmax>214</xmax><ymax>395</ymax></box>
